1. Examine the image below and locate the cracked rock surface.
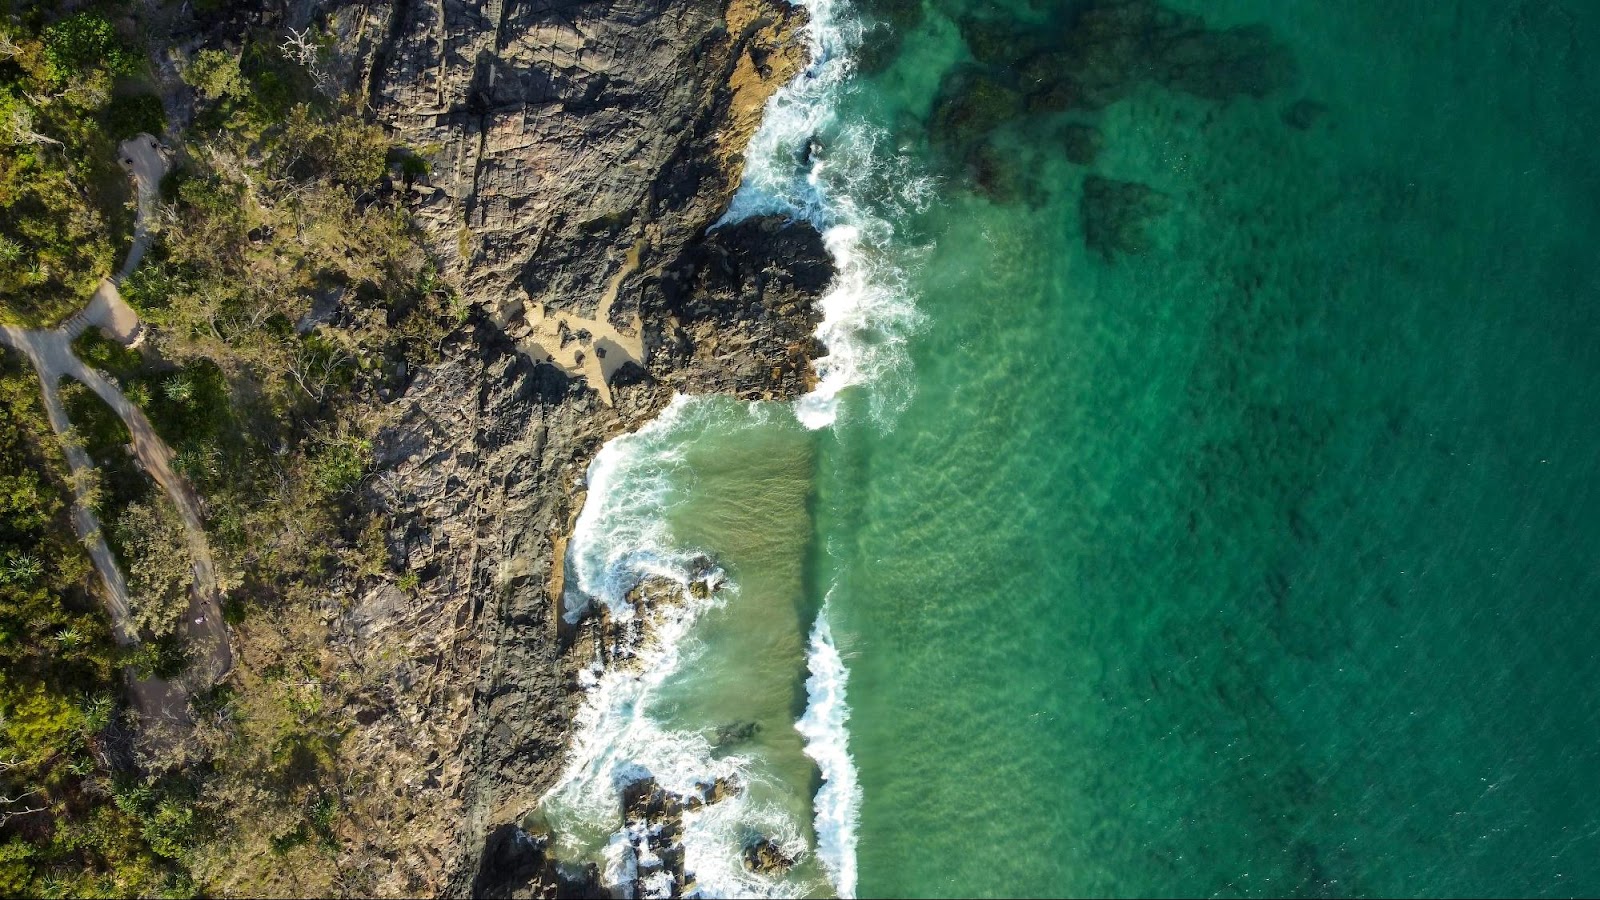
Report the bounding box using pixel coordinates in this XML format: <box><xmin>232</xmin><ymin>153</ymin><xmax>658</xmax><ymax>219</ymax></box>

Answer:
<box><xmin>285</xmin><ymin>0</ymin><xmax>833</xmax><ymax>894</ymax></box>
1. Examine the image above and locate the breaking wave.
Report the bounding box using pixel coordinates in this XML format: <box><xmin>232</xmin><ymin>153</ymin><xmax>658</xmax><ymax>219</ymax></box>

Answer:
<box><xmin>796</xmin><ymin>597</ymin><xmax>861</xmax><ymax>898</ymax></box>
<box><xmin>540</xmin><ymin>397</ymin><xmax>818</xmax><ymax>899</ymax></box>
<box><xmin>720</xmin><ymin>0</ymin><xmax>930</xmax><ymax>431</ymax></box>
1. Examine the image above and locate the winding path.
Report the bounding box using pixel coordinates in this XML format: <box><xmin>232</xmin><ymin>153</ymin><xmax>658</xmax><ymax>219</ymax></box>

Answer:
<box><xmin>0</xmin><ymin>135</ymin><xmax>231</xmax><ymax>730</ymax></box>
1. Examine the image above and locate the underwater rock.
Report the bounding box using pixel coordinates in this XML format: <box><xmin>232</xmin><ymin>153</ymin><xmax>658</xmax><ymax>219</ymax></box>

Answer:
<box><xmin>1062</xmin><ymin>123</ymin><xmax>1105</xmax><ymax>165</ymax></box>
<box><xmin>930</xmin><ymin>65</ymin><xmax>1026</xmax><ymax>151</ymax></box>
<box><xmin>857</xmin><ymin>0</ymin><xmax>927</xmax><ymax>74</ymax></box>
<box><xmin>1016</xmin><ymin>1</ymin><xmax>1295</xmax><ymax>111</ymax></box>
<box><xmin>1157</xmin><ymin>23</ymin><xmax>1297</xmax><ymax>101</ymax></box>
<box><xmin>1283</xmin><ymin>97</ymin><xmax>1329</xmax><ymax>130</ymax></box>
<box><xmin>1024</xmin><ymin>74</ymin><xmax>1084</xmax><ymax>113</ymax></box>
<box><xmin>932</xmin><ymin>0</ymin><xmax>1295</xmax><ymax>204</ymax></box>
<box><xmin>1081</xmin><ymin>175</ymin><xmax>1169</xmax><ymax>260</ymax></box>
<box><xmin>967</xmin><ymin>140</ymin><xmax>1029</xmax><ymax>204</ymax></box>
<box><xmin>959</xmin><ymin>15</ymin><xmax>1036</xmax><ymax>67</ymax></box>
<box><xmin>712</xmin><ymin>720</ymin><xmax>763</xmax><ymax>747</ymax></box>
<box><xmin>742</xmin><ymin>837</ymin><xmax>798</xmax><ymax>875</ymax></box>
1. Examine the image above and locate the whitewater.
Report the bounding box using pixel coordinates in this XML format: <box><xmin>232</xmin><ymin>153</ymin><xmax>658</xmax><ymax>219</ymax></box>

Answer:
<box><xmin>534</xmin><ymin>0</ymin><xmax>927</xmax><ymax>893</ymax></box>
<box><xmin>538</xmin><ymin>397</ymin><xmax>819</xmax><ymax>898</ymax></box>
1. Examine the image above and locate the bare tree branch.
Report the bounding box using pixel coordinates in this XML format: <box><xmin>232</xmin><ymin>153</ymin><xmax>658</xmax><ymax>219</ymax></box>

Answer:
<box><xmin>6</xmin><ymin>105</ymin><xmax>63</xmax><ymax>148</ymax></box>
<box><xmin>282</xmin><ymin>27</ymin><xmax>335</xmax><ymax>96</ymax></box>
<box><xmin>0</xmin><ymin>806</ymin><xmax>45</xmax><ymax>827</ymax></box>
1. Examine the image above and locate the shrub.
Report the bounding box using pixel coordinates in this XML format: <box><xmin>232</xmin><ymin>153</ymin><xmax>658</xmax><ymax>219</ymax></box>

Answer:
<box><xmin>103</xmin><ymin>93</ymin><xmax>166</xmax><ymax>140</ymax></box>
<box><xmin>42</xmin><ymin>13</ymin><xmax>137</xmax><ymax>83</ymax></box>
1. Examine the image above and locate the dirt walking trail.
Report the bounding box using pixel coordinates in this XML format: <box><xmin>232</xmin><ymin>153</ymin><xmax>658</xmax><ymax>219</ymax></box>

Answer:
<box><xmin>0</xmin><ymin>134</ymin><xmax>231</xmax><ymax>732</ymax></box>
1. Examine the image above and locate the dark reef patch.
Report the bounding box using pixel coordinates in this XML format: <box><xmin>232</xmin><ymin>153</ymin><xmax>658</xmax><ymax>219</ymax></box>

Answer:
<box><xmin>1081</xmin><ymin>175</ymin><xmax>1169</xmax><ymax>260</ymax></box>
<box><xmin>916</xmin><ymin>0</ymin><xmax>1296</xmax><ymax>220</ymax></box>
<box><xmin>1062</xmin><ymin>123</ymin><xmax>1105</xmax><ymax>166</ymax></box>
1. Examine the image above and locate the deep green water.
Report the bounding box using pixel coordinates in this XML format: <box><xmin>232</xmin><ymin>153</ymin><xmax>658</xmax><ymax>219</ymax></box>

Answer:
<box><xmin>544</xmin><ymin>1</ymin><xmax>1600</xmax><ymax>896</ymax></box>
<box><xmin>816</xmin><ymin>0</ymin><xmax>1600</xmax><ymax>896</ymax></box>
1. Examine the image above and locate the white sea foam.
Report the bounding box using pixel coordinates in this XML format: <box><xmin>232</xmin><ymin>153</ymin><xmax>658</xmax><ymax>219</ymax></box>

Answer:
<box><xmin>796</xmin><ymin>599</ymin><xmax>861</xmax><ymax>898</ymax></box>
<box><xmin>539</xmin><ymin>396</ymin><xmax>819</xmax><ymax>899</ymax></box>
<box><xmin>543</xmin><ymin>0</ymin><xmax>917</xmax><ymax>889</ymax></box>
<box><xmin>720</xmin><ymin>0</ymin><xmax>929</xmax><ymax>430</ymax></box>
<box><xmin>680</xmin><ymin>788</ymin><xmax>812</xmax><ymax>899</ymax></box>
<box><xmin>720</xmin><ymin>0</ymin><xmax>894</xmax><ymax>891</ymax></box>
<box><xmin>563</xmin><ymin>394</ymin><xmax>702</xmax><ymax>625</ymax></box>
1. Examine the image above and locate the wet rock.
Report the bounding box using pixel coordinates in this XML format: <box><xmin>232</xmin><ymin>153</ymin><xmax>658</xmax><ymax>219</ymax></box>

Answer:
<box><xmin>470</xmin><ymin>824</ymin><xmax>604</xmax><ymax>900</ymax></box>
<box><xmin>599</xmin><ymin>773</ymin><xmax>752</xmax><ymax>896</ymax></box>
<box><xmin>1061</xmin><ymin>123</ymin><xmax>1104</xmax><ymax>165</ymax></box>
<box><xmin>703</xmin><ymin>776</ymin><xmax>740</xmax><ymax>806</ymax></box>
<box><xmin>959</xmin><ymin>15</ymin><xmax>1033</xmax><ymax>67</ymax></box>
<box><xmin>742</xmin><ymin>837</ymin><xmax>797</xmax><ymax>875</ymax></box>
<box><xmin>617</xmin><ymin>778</ymin><xmax>690</xmax><ymax>897</ymax></box>
<box><xmin>1081</xmin><ymin>175</ymin><xmax>1169</xmax><ymax>260</ymax></box>
<box><xmin>622</xmin><ymin>778</ymin><xmax>676</xmax><ymax>824</ymax></box>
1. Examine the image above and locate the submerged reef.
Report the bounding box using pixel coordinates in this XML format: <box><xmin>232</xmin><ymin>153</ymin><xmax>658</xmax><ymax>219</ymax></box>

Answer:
<box><xmin>918</xmin><ymin>0</ymin><xmax>1300</xmax><ymax>256</ymax></box>
<box><xmin>1081</xmin><ymin>175</ymin><xmax>1170</xmax><ymax>260</ymax></box>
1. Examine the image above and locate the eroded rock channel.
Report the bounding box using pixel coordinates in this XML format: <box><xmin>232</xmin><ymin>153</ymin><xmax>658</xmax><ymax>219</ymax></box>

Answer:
<box><xmin>313</xmin><ymin>0</ymin><xmax>833</xmax><ymax>893</ymax></box>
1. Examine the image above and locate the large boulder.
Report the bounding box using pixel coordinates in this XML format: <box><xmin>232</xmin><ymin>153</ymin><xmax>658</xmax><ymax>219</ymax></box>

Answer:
<box><xmin>742</xmin><ymin>837</ymin><xmax>797</xmax><ymax>875</ymax></box>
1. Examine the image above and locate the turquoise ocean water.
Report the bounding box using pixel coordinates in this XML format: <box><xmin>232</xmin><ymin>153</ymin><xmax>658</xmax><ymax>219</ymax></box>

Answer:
<box><xmin>539</xmin><ymin>1</ymin><xmax>1600</xmax><ymax>896</ymax></box>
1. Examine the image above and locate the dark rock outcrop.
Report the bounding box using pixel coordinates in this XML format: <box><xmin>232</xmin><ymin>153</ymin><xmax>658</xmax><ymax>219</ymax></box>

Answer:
<box><xmin>471</xmin><ymin>824</ymin><xmax>604</xmax><ymax>900</ymax></box>
<box><xmin>712</xmin><ymin>719</ymin><xmax>762</xmax><ymax>748</ymax></box>
<box><xmin>742</xmin><ymin>837</ymin><xmax>797</xmax><ymax>875</ymax></box>
<box><xmin>648</xmin><ymin>215</ymin><xmax>829</xmax><ymax>399</ymax></box>
<box><xmin>276</xmin><ymin>0</ymin><xmax>835</xmax><ymax>895</ymax></box>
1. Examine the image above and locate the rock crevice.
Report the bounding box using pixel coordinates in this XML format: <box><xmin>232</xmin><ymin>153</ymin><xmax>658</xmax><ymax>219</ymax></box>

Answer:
<box><xmin>307</xmin><ymin>0</ymin><xmax>831</xmax><ymax>894</ymax></box>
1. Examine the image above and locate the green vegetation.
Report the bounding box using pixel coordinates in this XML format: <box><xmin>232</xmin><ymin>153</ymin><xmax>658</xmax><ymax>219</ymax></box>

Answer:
<box><xmin>114</xmin><ymin>496</ymin><xmax>193</xmax><ymax>638</ymax></box>
<box><xmin>0</xmin><ymin>354</ymin><xmax>193</xmax><ymax>898</ymax></box>
<box><xmin>0</xmin><ymin>6</ymin><xmax>159</xmax><ymax>328</ymax></box>
<box><xmin>1</xmin><ymin>5</ymin><xmax>457</xmax><ymax>896</ymax></box>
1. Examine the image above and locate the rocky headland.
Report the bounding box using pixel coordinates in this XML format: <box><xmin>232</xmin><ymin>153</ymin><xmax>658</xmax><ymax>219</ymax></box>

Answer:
<box><xmin>280</xmin><ymin>0</ymin><xmax>832</xmax><ymax>895</ymax></box>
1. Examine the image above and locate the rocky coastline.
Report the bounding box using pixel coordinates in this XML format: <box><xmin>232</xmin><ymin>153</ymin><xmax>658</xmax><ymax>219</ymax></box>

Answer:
<box><xmin>295</xmin><ymin>0</ymin><xmax>830</xmax><ymax>894</ymax></box>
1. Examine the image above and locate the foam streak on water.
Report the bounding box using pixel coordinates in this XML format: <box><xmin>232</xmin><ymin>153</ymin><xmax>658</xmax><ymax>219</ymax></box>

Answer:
<box><xmin>721</xmin><ymin>0</ymin><xmax>928</xmax><ymax>430</ymax></box>
<box><xmin>539</xmin><ymin>397</ymin><xmax>815</xmax><ymax>899</ymax></box>
<box><xmin>717</xmin><ymin>0</ymin><xmax>933</xmax><ymax>891</ymax></box>
<box><xmin>796</xmin><ymin>597</ymin><xmax>861</xmax><ymax>898</ymax></box>
<box><xmin>564</xmin><ymin>395</ymin><xmax>699</xmax><ymax>623</ymax></box>
<box><xmin>542</xmin><ymin>0</ymin><xmax>932</xmax><ymax>888</ymax></box>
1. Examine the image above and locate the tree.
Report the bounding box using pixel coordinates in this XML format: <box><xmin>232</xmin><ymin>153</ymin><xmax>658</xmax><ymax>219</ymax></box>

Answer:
<box><xmin>113</xmin><ymin>497</ymin><xmax>194</xmax><ymax>638</ymax></box>
<box><xmin>182</xmin><ymin>49</ymin><xmax>246</xmax><ymax>102</ymax></box>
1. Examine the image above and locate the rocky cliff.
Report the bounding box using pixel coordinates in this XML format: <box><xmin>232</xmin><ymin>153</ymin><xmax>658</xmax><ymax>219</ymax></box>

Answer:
<box><xmin>293</xmin><ymin>0</ymin><xmax>827</xmax><ymax>894</ymax></box>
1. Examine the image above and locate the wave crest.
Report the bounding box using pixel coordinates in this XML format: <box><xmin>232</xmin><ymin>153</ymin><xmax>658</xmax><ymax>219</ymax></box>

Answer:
<box><xmin>796</xmin><ymin>598</ymin><xmax>861</xmax><ymax>898</ymax></box>
<box><xmin>721</xmin><ymin>0</ymin><xmax>928</xmax><ymax>430</ymax></box>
